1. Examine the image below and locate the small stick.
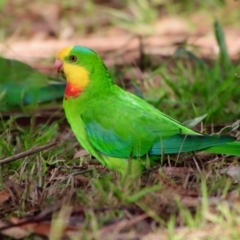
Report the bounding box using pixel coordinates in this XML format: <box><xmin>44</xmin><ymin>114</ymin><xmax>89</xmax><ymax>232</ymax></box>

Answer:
<box><xmin>0</xmin><ymin>141</ymin><xmax>57</xmax><ymax>165</ymax></box>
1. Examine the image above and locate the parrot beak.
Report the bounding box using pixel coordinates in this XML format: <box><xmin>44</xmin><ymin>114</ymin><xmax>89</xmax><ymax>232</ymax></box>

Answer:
<box><xmin>54</xmin><ymin>59</ymin><xmax>63</xmax><ymax>73</ymax></box>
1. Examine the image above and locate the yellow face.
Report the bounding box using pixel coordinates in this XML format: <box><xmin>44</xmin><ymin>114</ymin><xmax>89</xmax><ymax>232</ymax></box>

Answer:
<box><xmin>55</xmin><ymin>46</ymin><xmax>90</xmax><ymax>99</ymax></box>
<box><xmin>56</xmin><ymin>46</ymin><xmax>73</xmax><ymax>60</ymax></box>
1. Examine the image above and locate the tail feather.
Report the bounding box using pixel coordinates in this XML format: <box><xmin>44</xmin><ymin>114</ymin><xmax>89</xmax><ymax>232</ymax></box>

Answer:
<box><xmin>150</xmin><ymin>134</ymin><xmax>236</xmax><ymax>155</ymax></box>
<box><xmin>204</xmin><ymin>142</ymin><xmax>240</xmax><ymax>156</ymax></box>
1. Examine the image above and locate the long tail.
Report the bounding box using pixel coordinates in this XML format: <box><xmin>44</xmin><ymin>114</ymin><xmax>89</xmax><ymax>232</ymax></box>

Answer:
<box><xmin>150</xmin><ymin>134</ymin><xmax>238</xmax><ymax>155</ymax></box>
<box><xmin>204</xmin><ymin>142</ymin><xmax>240</xmax><ymax>156</ymax></box>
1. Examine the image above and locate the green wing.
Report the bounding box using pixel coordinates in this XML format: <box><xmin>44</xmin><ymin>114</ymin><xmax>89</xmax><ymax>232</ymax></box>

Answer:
<box><xmin>0</xmin><ymin>57</ymin><xmax>65</xmax><ymax>111</ymax></box>
<box><xmin>82</xmin><ymin>87</ymin><xmax>235</xmax><ymax>158</ymax></box>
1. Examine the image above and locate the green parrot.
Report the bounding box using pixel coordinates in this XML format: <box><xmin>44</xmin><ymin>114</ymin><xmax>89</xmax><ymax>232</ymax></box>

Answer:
<box><xmin>54</xmin><ymin>46</ymin><xmax>240</xmax><ymax>175</ymax></box>
<box><xmin>0</xmin><ymin>56</ymin><xmax>65</xmax><ymax>111</ymax></box>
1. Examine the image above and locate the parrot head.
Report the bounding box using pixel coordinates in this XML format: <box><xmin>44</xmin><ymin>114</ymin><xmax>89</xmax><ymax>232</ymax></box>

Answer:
<box><xmin>54</xmin><ymin>46</ymin><xmax>110</xmax><ymax>99</ymax></box>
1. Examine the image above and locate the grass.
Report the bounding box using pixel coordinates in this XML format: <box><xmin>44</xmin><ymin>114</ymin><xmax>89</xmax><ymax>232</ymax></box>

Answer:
<box><xmin>136</xmin><ymin>21</ymin><xmax>240</xmax><ymax>125</ymax></box>
<box><xmin>0</xmin><ymin>12</ymin><xmax>240</xmax><ymax>240</ymax></box>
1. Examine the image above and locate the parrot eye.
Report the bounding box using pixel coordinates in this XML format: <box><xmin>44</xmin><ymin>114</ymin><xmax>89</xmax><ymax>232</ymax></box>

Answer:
<box><xmin>69</xmin><ymin>55</ymin><xmax>77</xmax><ymax>62</ymax></box>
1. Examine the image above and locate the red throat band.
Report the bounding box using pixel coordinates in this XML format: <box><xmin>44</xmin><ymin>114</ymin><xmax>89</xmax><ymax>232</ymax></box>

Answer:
<box><xmin>64</xmin><ymin>82</ymin><xmax>82</xmax><ymax>99</ymax></box>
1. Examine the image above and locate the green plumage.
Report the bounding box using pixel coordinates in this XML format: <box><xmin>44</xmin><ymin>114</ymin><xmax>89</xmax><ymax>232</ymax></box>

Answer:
<box><xmin>60</xmin><ymin>46</ymin><xmax>240</xmax><ymax>175</ymax></box>
<box><xmin>0</xmin><ymin>56</ymin><xmax>65</xmax><ymax>111</ymax></box>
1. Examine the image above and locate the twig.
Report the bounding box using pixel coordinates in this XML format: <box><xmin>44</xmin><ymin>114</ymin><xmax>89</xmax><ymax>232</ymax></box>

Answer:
<box><xmin>99</xmin><ymin>213</ymin><xmax>148</xmax><ymax>236</ymax></box>
<box><xmin>0</xmin><ymin>141</ymin><xmax>57</xmax><ymax>165</ymax></box>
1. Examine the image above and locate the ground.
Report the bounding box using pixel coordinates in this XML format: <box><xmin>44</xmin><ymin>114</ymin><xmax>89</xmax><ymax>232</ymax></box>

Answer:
<box><xmin>0</xmin><ymin>1</ymin><xmax>240</xmax><ymax>239</ymax></box>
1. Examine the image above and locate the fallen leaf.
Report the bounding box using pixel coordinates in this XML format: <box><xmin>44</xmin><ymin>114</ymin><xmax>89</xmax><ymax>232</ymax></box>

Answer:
<box><xmin>0</xmin><ymin>220</ymin><xmax>29</xmax><ymax>239</ymax></box>
<box><xmin>0</xmin><ymin>189</ymin><xmax>11</xmax><ymax>204</ymax></box>
<box><xmin>73</xmin><ymin>150</ymin><xmax>89</xmax><ymax>159</ymax></box>
<box><xmin>220</xmin><ymin>165</ymin><xmax>240</xmax><ymax>183</ymax></box>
